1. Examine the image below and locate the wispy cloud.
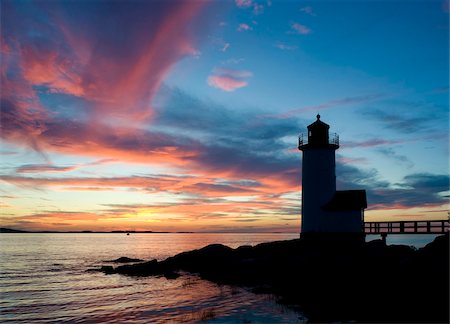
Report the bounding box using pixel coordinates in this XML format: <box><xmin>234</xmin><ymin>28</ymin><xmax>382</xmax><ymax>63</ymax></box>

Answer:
<box><xmin>15</xmin><ymin>159</ymin><xmax>116</xmax><ymax>174</ymax></box>
<box><xmin>221</xmin><ymin>43</ymin><xmax>230</xmax><ymax>52</ymax></box>
<box><xmin>252</xmin><ymin>3</ymin><xmax>264</xmax><ymax>15</ymax></box>
<box><xmin>235</xmin><ymin>0</ymin><xmax>264</xmax><ymax>15</ymax></box>
<box><xmin>1</xmin><ymin>0</ymin><xmax>208</xmax><ymax>136</ymax></box>
<box><xmin>274</xmin><ymin>42</ymin><xmax>298</xmax><ymax>51</ymax></box>
<box><xmin>343</xmin><ymin>138</ymin><xmax>406</xmax><ymax>149</ymax></box>
<box><xmin>336</xmin><ymin>161</ymin><xmax>449</xmax><ymax>210</ymax></box>
<box><xmin>364</xmin><ymin>109</ymin><xmax>430</xmax><ymax>133</ymax></box>
<box><xmin>237</xmin><ymin>23</ymin><xmax>252</xmax><ymax>31</ymax></box>
<box><xmin>300</xmin><ymin>6</ymin><xmax>316</xmax><ymax>16</ymax></box>
<box><xmin>269</xmin><ymin>93</ymin><xmax>385</xmax><ymax>119</ymax></box>
<box><xmin>235</xmin><ymin>0</ymin><xmax>253</xmax><ymax>8</ymax></box>
<box><xmin>16</xmin><ymin>164</ymin><xmax>78</xmax><ymax>173</ymax></box>
<box><xmin>377</xmin><ymin>147</ymin><xmax>414</xmax><ymax>169</ymax></box>
<box><xmin>290</xmin><ymin>22</ymin><xmax>311</xmax><ymax>35</ymax></box>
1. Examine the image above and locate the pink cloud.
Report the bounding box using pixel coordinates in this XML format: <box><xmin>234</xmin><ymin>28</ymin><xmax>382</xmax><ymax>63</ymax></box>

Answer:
<box><xmin>235</xmin><ymin>0</ymin><xmax>253</xmax><ymax>8</ymax></box>
<box><xmin>237</xmin><ymin>23</ymin><xmax>252</xmax><ymax>31</ymax></box>
<box><xmin>207</xmin><ymin>75</ymin><xmax>248</xmax><ymax>92</ymax></box>
<box><xmin>207</xmin><ymin>68</ymin><xmax>252</xmax><ymax>92</ymax></box>
<box><xmin>290</xmin><ymin>22</ymin><xmax>311</xmax><ymax>35</ymax></box>
<box><xmin>3</xmin><ymin>2</ymin><xmax>207</xmax><ymax>127</ymax></box>
<box><xmin>1</xmin><ymin>1</ymin><xmax>209</xmax><ymax>162</ymax></box>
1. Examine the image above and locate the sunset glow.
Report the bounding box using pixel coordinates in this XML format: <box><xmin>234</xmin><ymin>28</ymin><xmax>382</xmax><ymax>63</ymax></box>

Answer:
<box><xmin>1</xmin><ymin>0</ymin><xmax>448</xmax><ymax>232</ymax></box>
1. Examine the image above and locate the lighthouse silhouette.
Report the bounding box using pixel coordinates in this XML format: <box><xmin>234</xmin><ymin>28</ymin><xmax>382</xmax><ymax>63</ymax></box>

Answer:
<box><xmin>299</xmin><ymin>115</ymin><xmax>367</xmax><ymax>238</ymax></box>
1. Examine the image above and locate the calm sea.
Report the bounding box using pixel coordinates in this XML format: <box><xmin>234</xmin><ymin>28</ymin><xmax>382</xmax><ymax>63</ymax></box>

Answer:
<box><xmin>0</xmin><ymin>233</ymin><xmax>438</xmax><ymax>323</ymax></box>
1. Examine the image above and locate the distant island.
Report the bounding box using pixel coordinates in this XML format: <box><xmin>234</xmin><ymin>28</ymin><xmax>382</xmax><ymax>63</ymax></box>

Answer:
<box><xmin>0</xmin><ymin>228</ymin><xmax>292</xmax><ymax>234</ymax></box>
<box><xmin>0</xmin><ymin>228</ymin><xmax>30</xmax><ymax>233</ymax></box>
<box><xmin>0</xmin><ymin>228</ymin><xmax>192</xmax><ymax>234</ymax></box>
<box><xmin>93</xmin><ymin>234</ymin><xmax>449</xmax><ymax>323</ymax></box>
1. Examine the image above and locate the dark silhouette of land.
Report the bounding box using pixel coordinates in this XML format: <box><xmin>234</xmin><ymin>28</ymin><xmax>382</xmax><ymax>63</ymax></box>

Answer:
<box><xmin>0</xmin><ymin>227</ymin><xmax>30</xmax><ymax>233</ymax></box>
<box><xmin>93</xmin><ymin>234</ymin><xmax>449</xmax><ymax>323</ymax></box>
<box><xmin>0</xmin><ymin>228</ymin><xmax>192</xmax><ymax>234</ymax></box>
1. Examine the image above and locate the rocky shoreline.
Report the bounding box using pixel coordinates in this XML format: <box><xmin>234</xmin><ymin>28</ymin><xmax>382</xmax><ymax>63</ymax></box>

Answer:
<box><xmin>93</xmin><ymin>234</ymin><xmax>449</xmax><ymax>322</ymax></box>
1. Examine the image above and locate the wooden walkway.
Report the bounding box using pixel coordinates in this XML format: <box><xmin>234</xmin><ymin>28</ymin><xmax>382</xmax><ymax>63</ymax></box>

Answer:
<box><xmin>364</xmin><ymin>220</ymin><xmax>449</xmax><ymax>235</ymax></box>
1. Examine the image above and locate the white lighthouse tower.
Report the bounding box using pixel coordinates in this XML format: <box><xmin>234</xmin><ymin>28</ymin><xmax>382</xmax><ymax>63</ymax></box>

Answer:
<box><xmin>298</xmin><ymin>115</ymin><xmax>367</xmax><ymax>236</ymax></box>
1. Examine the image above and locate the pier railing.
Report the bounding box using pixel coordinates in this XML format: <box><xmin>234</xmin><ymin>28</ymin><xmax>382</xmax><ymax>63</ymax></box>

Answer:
<box><xmin>364</xmin><ymin>220</ymin><xmax>449</xmax><ymax>234</ymax></box>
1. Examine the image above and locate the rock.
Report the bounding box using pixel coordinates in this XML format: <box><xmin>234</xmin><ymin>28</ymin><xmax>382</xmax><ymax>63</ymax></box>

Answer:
<box><xmin>104</xmin><ymin>257</ymin><xmax>143</xmax><ymax>263</ymax></box>
<box><xmin>94</xmin><ymin>234</ymin><xmax>449</xmax><ymax>323</ymax></box>
<box><xmin>163</xmin><ymin>271</ymin><xmax>180</xmax><ymax>280</ymax></box>
<box><xmin>100</xmin><ymin>265</ymin><xmax>115</xmax><ymax>274</ymax></box>
<box><xmin>114</xmin><ymin>259</ymin><xmax>161</xmax><ymax>276</ymax></box>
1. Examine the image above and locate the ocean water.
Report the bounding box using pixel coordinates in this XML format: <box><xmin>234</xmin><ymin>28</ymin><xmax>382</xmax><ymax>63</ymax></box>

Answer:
<box><xmin>0</xmin><ymin>233</ymin><xmax>304</xmax><ymax>323</ymax></box>
<box><xmin>0</xmin><ymin>233</ymin><xmax>439</xmax><ymax>323</ymax></box>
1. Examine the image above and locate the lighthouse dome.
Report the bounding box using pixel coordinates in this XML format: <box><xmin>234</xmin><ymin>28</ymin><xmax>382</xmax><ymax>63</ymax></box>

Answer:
<box><xmin>306</xmin><ymin>114</ymin><xmax>330</xmax><ymax>146</ymax></box>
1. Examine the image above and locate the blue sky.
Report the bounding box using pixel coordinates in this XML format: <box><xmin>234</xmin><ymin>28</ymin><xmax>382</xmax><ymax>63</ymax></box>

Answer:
<box><xmin>1</xmin><ymin>0</ymin><xmax>448</xmax><ymax>232</ymax></box>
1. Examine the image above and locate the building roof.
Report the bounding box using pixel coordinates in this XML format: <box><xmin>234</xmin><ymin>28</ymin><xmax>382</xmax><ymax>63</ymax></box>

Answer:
<box><xmin>322</xmin><ymin>190</ymin><xmax>367</xmax><ymax>211</ymax></box>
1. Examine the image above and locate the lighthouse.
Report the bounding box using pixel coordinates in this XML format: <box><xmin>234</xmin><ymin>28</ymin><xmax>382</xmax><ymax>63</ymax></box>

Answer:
<box><xmin>298</xmin><ymin>115</ymin><xmax>367</xmax><ymax>236</ymax></box>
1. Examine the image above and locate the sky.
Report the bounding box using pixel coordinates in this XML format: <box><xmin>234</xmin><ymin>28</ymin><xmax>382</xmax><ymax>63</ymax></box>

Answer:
<box><xmin>1</xmin><ymin>0</ymin><xmax>449</xmax><ymax>232</ymax></box>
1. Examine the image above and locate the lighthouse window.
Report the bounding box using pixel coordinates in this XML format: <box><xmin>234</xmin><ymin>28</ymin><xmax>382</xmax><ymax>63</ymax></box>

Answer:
<box><xmin>309</xmin><ymin>131</ymin><xmax>312</xmax><ymax>137</ymax></box>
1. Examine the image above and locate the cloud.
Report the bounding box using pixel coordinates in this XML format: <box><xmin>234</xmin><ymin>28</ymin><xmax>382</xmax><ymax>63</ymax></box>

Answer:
<box><xmin>336</xmin><ymin>161</ymin><xmax>449</xmax><ymax>209</ymax></box>
<box><xmin>16</xmin><ymin>164</ymin><xmax>77</xmax><ymax>173</ymax></box>
<box><xmin>207</xmin><ymin>76</ymin><xmax>248</xmax><ymax>92</ymax></box>
<box><xmin>300</xmin><ymin>6</ymin><xmax>316</xmax><ymax>16</ymax></box>
<box><xmin>235</xmin><ymin>0</ymin><xmax>253</xmax><ymax>8</ymax></box>
<box><xmin>212</xmin><ymin>68</ymin><xmax>253</xmax><ymax>78</ymax></box>
<box><xmin>290</xmin><ymin>22</ymin><xmax>311</xmax><ymax>35</ymax></box>
<box><xmin>336</xmin><ymin>155</ymin><xmax>369</xmax><ymax>165</ymax></box>
<box><xmin>207</xmin><ymin>68</ymin><xmax>253</xmax><ymax>92</ymax></box>
<box><xmin>270</xmin><ymin>93</ymin><xmax>385</xmax><ymax>119</ymax></box>
<box><xmin>1</xmin><ymin>0</ymin><xmax>208</xmax><ymax>130</ymax></box>
<box><xmin>237</xmin><ymin>23</ymin><xmax>252</xmax><ymax>31</ymax></box>
<box><xmin>362</xmin><ymin>108</ymin><xmax>438</xmax><ymax>134</ymax></box>
<box><xmin>252</xmin><ymin>4</ymin><xmax>264</xmax><ymax>15</ymax></box>
<box><xmin>370</xmin><ymin>173</ymin><xmax>450</xmax><ymax>209</ymax></box>
<box><xmin>235</xmin><ymin>0</ymin><xmax>264</xmax><ymax>15</ymax></box>
<box><xmin>15</xmin><ymin>159</ymin><xmax>115</xmax><ymax>173</ymax></box>
<box><xmin>377</xmin><ymin>147</ymin><xmax>414</xmax><ymax>169</ymax></box>
<box><xmin>221</xmin><ymin>43</ymin><xmax>230</xmax><ymax>52</ymax></box>
<box><xmin>274</xmin><ymin>42</ymin><xmax>298</xmax><ymax>51</ymax></box>
<box><xmin>343</xmin><ymin>138</ymin><xmax>406</xmax><ymax>149</ymax></box>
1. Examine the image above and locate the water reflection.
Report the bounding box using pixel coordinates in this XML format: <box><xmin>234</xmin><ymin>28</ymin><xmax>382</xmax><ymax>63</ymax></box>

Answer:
<box><xmin>0</xmin><ymin>233</ymin><xmax>303</xmax><ymax>323</ymax></box>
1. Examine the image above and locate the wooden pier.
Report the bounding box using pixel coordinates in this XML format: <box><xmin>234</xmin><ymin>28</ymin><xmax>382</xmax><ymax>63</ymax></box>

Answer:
<box><xmin>364</xmin><ymin>220</ymin><xmax>449</xmax><ymax>243</ymax></box>
<box><xmin>364</xmin><ymin>220</ymin><xmax>449</xmax><ymax>234</ymax></box>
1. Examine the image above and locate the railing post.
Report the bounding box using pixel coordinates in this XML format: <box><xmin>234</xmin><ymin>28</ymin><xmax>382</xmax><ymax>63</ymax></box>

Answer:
<box><xmin>414</xmin><ymin>221</ymin><xmax>418</xmax><ymax>233</ymax></box>
<box><xmin>381</xmin><ymin>233</ymin><xmax>387</xmax><ymax>245</ymax></box>
<box><xmin>427</xmin><ymin>221</ymin><xmax>431</xmax><ymax>233</ymax></box>
<box><xmin>442</xmin><ymin>221</ymin><xmax>446</xmax><ymax>233</ymax></box>
<box><xmin>400</xmin><ymin>222</ymin><xmax>405</xmax><ymax>233</ymax></box>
